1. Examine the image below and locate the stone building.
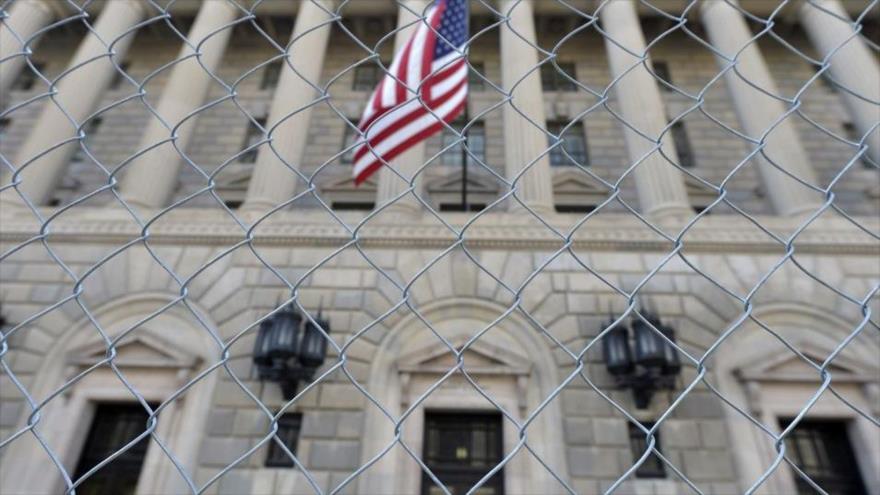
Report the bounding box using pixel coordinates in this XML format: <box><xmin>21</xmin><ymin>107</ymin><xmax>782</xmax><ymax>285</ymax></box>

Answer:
<box><xmin>0</xmin><ymin>0</ymin><xmax>878</xmax><ymax>494</ymax></box>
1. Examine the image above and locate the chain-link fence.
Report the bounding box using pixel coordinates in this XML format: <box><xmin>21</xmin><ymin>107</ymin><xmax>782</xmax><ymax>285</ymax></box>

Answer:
<box><xmin>0</xmin><ymin>0</ymin><xmax>878</xmax><ymax>494</ymax></box>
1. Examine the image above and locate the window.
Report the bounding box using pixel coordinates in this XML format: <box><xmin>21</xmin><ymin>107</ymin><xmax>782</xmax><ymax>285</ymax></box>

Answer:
<box><xmin>261</xmin><ymin>60</ymin><xmax>283</xmax><ymax>90</ymax></box>
<box><xmin>341</xmin><ymin>124</ymin><xmax>360</xmax><ymax>164</ymax></box>
<box><xmin>652</xmin><ymin>61</ymin><xmax>672</xmax><ymax>91</ymax></box>
<box><xmin>779</xmin><ymin>419</ymin><xmax>867</xmax><ymax>495</ymax></box>
<box><xmin>842</xmin><ymin>123</ymin><xmax>872</xmax><ymax>168</ymax></box>
<box><xmin>441</xmin><ymin>118</ymin><xmax>485</xmax><ymax>166</ymax></box>
<box><xmin>71</xmin><ymin>118</ymin><xmax>103</xmax><ymax>164</ymax></box>
<box><xmin>332</xmin><ymin>201</ymin><xmax>375</xmax><ymax>211</ymax></box>
<box><xmin>546</xmin><ymin>121</ymin><xmax>588</xmax><ymax>166</ymax></box>
<box><xmin>0</xmin><ymin>118</ymin><xmax>9</xmax><ymax>142</ymax></box>
<box><xmin>628</xmin><ymin>422</ymin><xmax>666</xmax><ymax>479</ymax></box>
<box><xmin>541</xmin><ymin>62</ymin><xmax>576</xmax><ymax>92</ymax></box>
<box><xmin>73</xmin><ymin>403</ymin><xmax>152</xmax><ymax>495</ymax></box>
<box><xmin>814</xmin><ymin>67</ymin><xmax>837</xmax><ymax>93</ymax></box>
<box><xmin>671</xmin><ymin>121</ymin><xmax>695</xmax><ymax>168</ymax></box>
<box><xmin>422</xmin><ymin>412</ymin><xmax>504</xmax><ymax>495</ymax></box>
<box><xmin>110</xmin><ymin>62</ymin><xmax>131</xmax><ymax>90</ymax></box>
<box><xmin>468</xmin><ymin>62</ymin><xmax>485</xmax><ymax>90</ymax></box>
<box><xmin>12</xmin><ymin>61</ymin><xmax>45</xmax><ymax>91</ymax></box>
<box><xmin>265</xmin><ymin>413</ymin><xmax>303</xmax><ymax>468</ymax></box>
<box><xmin>240</xmin><ymin>117</ymin><xmax>266</xmax><ymax>163</ymax></box>
<box><xmin>353</xmin><ymin>63</ymin><xmax>386</xmax><ymax>91</ymax></box>
<box><xmin>439</xmin><ymin>203</ymin><xmax>486</xmax><ymax>212</ymax></box>
<box><xmin>555</xmin><ymin>204</ymin><xmax>596</xmax><ymax>214</ymax></box>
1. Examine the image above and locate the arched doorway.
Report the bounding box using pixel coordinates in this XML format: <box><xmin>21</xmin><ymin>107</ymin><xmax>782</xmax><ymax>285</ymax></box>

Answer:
<box><xmin>0</xmin><ymin>293</ymin><xmax>221</xmax><ymax>494</ymax></box>
<box><xmin>358</xmin><ymin>298</ymin><xmax>571</xmax><ymax>495</ymax></box>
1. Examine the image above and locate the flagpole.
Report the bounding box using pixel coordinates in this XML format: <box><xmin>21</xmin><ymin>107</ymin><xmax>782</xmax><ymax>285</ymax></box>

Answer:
<box><xmin>461</xmin><ymin>110</ymin><xmax>469</xmax><ymax>211</ymax></box>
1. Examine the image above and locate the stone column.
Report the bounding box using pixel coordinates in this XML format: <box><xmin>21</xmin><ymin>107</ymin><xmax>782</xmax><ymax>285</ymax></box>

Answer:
<box><xmin>799</xmin><ymin>0</ymin><xmax>880</xmax><ymax>166</ymax></box>
<box><xmin>499</xmin><ymin>0</ymin><xmax>554</xmax><ymax>214</ymax></box>
<box><xmin>374</xmin><ymin>0</ymin><xmax>430</xmax><ymax>216</ymax></box>
<box><xmin>702</xmin><ymin>0</ymin><xmax>822</xmax><ymax>216</ymax></box>
<box><xmin>600</xmin><ymin>0</ymin><xmax>691</xmax><ymax>219</ymax></box>
<box><xmin>0</xmin><ymin>0</ymin><xmax>54</xmax><ymax>102</ymax></box>
<box><xmin>242</xmin><ymin>0</ymin><xmax>335</xmax><ymax>211</ymax></box>
<box><xmin>119</xmin><ymin>0</ymin><xmax>239</xmax><ymax>209</ymax></box>
<box><xmin>2</xmin><ymin>0</ymin><xmax>145</xmax><ymax>206</ymax></box>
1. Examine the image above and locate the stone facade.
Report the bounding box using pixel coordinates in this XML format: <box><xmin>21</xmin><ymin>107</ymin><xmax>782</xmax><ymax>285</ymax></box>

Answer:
<box><xmin>0</xmin><ymin>1</ymin><xmax>878</xmax><ymax>495</ymax></box>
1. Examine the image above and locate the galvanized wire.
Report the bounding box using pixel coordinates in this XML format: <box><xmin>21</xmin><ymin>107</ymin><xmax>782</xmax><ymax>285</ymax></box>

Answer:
<box><xmin>0</xmin><ymin>0</ymin><xmax>878</xmax><ymax>494</ymax></box>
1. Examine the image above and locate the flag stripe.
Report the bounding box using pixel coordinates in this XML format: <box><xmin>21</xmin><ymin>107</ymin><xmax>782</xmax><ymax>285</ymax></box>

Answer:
<box><xmin>353</xmin><ymin>0</ymin><xmax>468</xmax><ymax>185</ymax></box>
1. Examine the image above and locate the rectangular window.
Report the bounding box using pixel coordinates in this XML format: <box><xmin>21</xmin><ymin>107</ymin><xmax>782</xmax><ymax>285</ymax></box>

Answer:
<box><xmin>261</xmin><ymin>60</ymin><xmax>283</xmax><ymax>90</ymax></box>
<box><xmin>353</xmin><ymin>63</ymin><xmax>386</xmax><ymax>91</ymax></box>
<box><xmin>541</xmin><ymin>62</ymin><xmax>577</xmax><ymax>92</ymax></box>
<box><xmin>628</xmin><ymin>422</ymin><xmax>666</xmax><ymax>479</ymax></box>
<box><xmin>468</xmin><ymin>62</ymin><xmax>485</xmax><ymax>90</ymax></box>
<box><xmin>71</xmin><ymin>118</ymin><xmax>103</xmax><ymax>164</ymax></box>
<box><xmin>439</xmin><ymin>203</ymin><xmax>486</xmax><ymax>212</ymax></box>
<box><xmin>652</xmin><ymin>61</ymin><xmax>672</xmax><ymax>91</ymax></box>
<box><xmin>332</xmin><ymin>201</ymin><xmax>375</xmax><ymax>211</ymax></box>
<box><xmin>779</xmin><ymin>419</ymin><xmax>866</xmax><ymax>495</ymax></box>
<box><xmin>441</xmin><ymin>118</ymin><xmax>485</xmax><ymax>166</ymax></box>
<box><xmin>341</xmin><ymin>124</ymin><xmax>360</xmax><ymax>164</ymax></box>
<box><xmin>0</xmin><ymin>118</ymin><xmax>9</xmax><ymax>142</ymax></box>
<box><xmin>74</xmin><ymin>403</ymin><xmax>152</xmax><ymax>494</ymax></box>
<box><xmin>422</xmin><ymin>412</ymin><xmax>504</xmax><ymax>495</ymax></box>
<box><xmin>547</xmin><ymin>121</ymin><xmax>588</xmax><ymax>166</ymax></box>
<box><xmin>814</xmin><ymin>67</ymin><xmax>837</xmax><ymax>92</ymax></box>
<box><xmin>671</xmin><ymin>121</ymin><xmax>695</xmax><ymax>168</ymax></box>
<box><xmin>555</xmin><ymin>204</ymin><xmax>597</xmax><ymax>214</ymax></box>
<box><xmin>240</xmin><ymin>117</ymin><xmax>266</xmax><ymax>163</ymax></box>
<box><xmin>12</xmin><ymin>61</ymin><xmax>45</xmax><ymax>91</ymax></box>
<box><xmin>265</xmin><ymin>413</ymin><xmax>303</xmax><ymax>468</ymax></box>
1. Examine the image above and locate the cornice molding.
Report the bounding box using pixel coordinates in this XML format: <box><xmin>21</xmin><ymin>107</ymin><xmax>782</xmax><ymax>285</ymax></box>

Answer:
<box><xmin>1</xmin><ymin>208</ymin><xmax>878</xmax><ymax>255</ymax></box>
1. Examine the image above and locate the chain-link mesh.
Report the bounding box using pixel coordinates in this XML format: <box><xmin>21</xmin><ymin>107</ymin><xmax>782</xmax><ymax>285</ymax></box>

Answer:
<box><xmin>0</xmin><ymin>0</ymin><xmax>878</xmax><ymax>494</ymax></box>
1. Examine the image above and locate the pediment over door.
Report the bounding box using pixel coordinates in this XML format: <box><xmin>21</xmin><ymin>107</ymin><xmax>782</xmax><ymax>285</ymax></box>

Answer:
<box><xmin>67</xmin><ymin>332</ymin><xmax>199</xmax><ymax>371</ymax></box>
<box><xmin>734</xmin><ymin>341</ymin><xmax>878</xmax><ymax>384</ymax></box>
<box><xmin>398</xmin><ymin>336</ymin><xmax>531</xmax><ymax>376</ymax></box>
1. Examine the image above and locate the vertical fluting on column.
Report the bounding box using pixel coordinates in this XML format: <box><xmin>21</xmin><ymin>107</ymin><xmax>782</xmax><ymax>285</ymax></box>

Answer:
<box><xmin>242</xmin><ymin>0</ymin><xmax>336</xmax><ymax>211</ymax></box>
<box><xmin>1</xmin><ymin>0</ymin><xmax>145</xmax><ymax>206</ymax></box>
<box><xmin>498</xmin><ymin>0</ymin><xmax>555</xmax><ymax>214</ymax></box>
<box><xmin>374</xmin><ymin>0</ymin><xmax>431</xmax><ymax>216</ymax></box>
<box><xmin>701</xmin><ymin>0</ymin><xmax>822</xmax><ymax>216</ymax></box>
<box><xmin>799</xmin><ymin>0</ymin><xmax>880</xmax><ymax>166</ymax></box>
<box><xmin>599</xmin><ymin>0</ymin><xmax>691</xmax><ymax>220</ymax></box>
<box><xmin>119</xmin><ymin>0</ymin><xmax>239</xmax><ymax>209</ymax></box>
<box><xmin>0</xmin><ymin>0</ymin><xmax>54</xmax><ymax>103</ymax></box>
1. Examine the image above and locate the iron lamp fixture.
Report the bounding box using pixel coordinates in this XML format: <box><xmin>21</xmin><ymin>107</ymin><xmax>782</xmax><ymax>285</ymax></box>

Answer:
<box><xmin>601</xmin><ymin>309</ymin><xmax>682</xmax><ymax>409</ymax></box>
<box><xmin>253</xmin><ymin>303</ymin><xmax>329</xmax><ymax>400</ymax></box>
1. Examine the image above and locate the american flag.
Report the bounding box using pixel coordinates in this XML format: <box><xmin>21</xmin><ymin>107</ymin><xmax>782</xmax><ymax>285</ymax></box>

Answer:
<box><xmin>352</xmin><ymin>0</ymin><xmax>469</xmax><ymax>184</ymax></box>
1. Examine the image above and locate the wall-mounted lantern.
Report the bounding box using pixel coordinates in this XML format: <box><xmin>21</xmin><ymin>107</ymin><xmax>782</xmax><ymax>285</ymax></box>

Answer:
<box><xmin>601</xmin><ymin>309</ymin><xmax>681</xmax><ymax>409</ymax></box>
<box><xmin>253</xmin><ymin>303</ymin><xmax>329</xmax><ymax>400</ymax></box>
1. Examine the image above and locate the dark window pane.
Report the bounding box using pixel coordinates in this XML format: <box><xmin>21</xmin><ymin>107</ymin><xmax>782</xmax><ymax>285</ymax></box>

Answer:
<box><xmin>240</xmin><ymin>118</ymin><xmax>266</xmax><ymax>163</ymax></box>
<box><xmin>671</xmin><ymin>121</ymin><xmax>695</xmax><ymax>168</ymax></box>
<box><xmin>12</xmin><ymin>62</ymin><xmax>45</xmax><ymax>91</ymax></box>
<box><xmin>628</xmin><ymin>422</ymin><xmax>666</xmax><ymax>479</ymax></box>
<box><xmin>332</xmin><ymin>201</ymin><xmax>375</xmax><ymax>211</ymax></box>
<box><xmin>779</xmin><ymin>419</ymin><xmax>867</xmax><ymax>495</ymax></box>
<box><xmin>422</xmin><ymin>412</ymin><xmax>504</xmax><ymax>495</ymax></box>
<box><xmin>353</xmin><ymin>63</ymin><xmax>387</xmax><ymax>91</ymax></box>
<box><xmin>541</xmin><ymin>62</ymin><xmax>576</xmax><ymax>92</ymax></box>
<box><xmin>341</xmin><ymin>124</ymin><xmax>360</xmax><ymax>164</ymax></box>
<box><xmin>555</xmin><ymin>204</ymin><xmax>596</xmax><ymax>214</ymax></box>
<box><xmin>442</xmin><ymin>118</ymin><xmax>485</xmax><ymax>166</ymax></box>
<box><xmin>547</xmin><ymin>121</ymin><xmax>588</xmax><ymax>166</ymax></box>
<box><xmin>74</xmin><ymin>403</ymin><xmax>153</xmax><ymax>495</ymax></box>
<box><xmin>266</xmin><ymin>413</ymin><xmax>303</xmax><ymax>468</ymax></box>
<box><xmin>261</xmin><ymin>60</ymin><xmax>283</xmax><ymax>90</ymax></box>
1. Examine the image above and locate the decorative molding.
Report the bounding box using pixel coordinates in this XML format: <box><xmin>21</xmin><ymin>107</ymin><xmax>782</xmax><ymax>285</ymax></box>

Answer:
<box><xmin>1</xmin><ymin>208</ymin><xmax>878</xmax><ymax>255</ymax></box>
